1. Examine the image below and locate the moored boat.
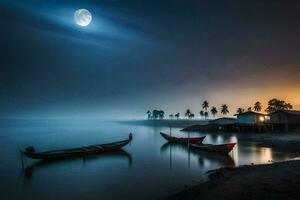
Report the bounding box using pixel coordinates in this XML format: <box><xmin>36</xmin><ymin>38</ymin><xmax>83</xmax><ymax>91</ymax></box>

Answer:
<box><xmin>160</xmin><ymin>132</ymin><xmax>206</xmax><ymax>144</ymax></box>
<box><xmin>20</xmin><ymin>134</ymin><xmax>133</xmax><ymax>160</ymax></box>
<box><xmin>190</xmin><ymin>142</ymin><xmax>236</xmax><ymax>155</ymax></box>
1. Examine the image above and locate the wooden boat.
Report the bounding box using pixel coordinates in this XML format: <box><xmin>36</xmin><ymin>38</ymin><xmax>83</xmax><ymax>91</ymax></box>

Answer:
<box><xmin>20</xmin><ymin>134</ymin><xmax>133</xmax><ymax>160</ymax></box>
<box><xmin>160</xmin><ymin>132</ymin><xmax>205</xmax><ymax>144</ymax></box>
<box><xmin>190</xmin><ymin>142</ymin><xmax>236</xmax><ymax>155</ymax></box>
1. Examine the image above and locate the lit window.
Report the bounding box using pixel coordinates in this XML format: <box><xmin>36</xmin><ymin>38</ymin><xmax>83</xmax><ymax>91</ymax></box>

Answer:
<box><xmin>259</xmin><ymin>116</ymin><xmax>265</xmax><ymax>122</ymax></box>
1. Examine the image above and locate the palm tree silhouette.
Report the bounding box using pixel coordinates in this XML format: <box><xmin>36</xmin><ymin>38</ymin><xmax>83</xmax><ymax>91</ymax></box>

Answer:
<box><xmin>202</xmin><ymin>100</ymin><xmax>209</xmax><ymax>111</ymax></box>
<box><xmin>175</xmin><ymin>113</ymin><xmax>180</xmax><ymax>120</ymax></box>
<box><xmin>147</xmin><ymin>110</ymin><xmax>152</xmax><ymax>119</ymax></box>
<box><xmin>199</xmin><ymin>110</ymin><xmax>205</xmax><ymax>119</ymax></box>
<box><xmin>158</xmin><ymin>110</ymin><xmax>165</xmax><ymax>119</ymax></box>
<box><xmin>265</xmin><ymin>98</ymin><xmax>293</xmax><ymax>113</ymax></box>
<box><xmin>220</xmin><ymin>104</ymin><xmax>229</xmax><ymax>116</ymax></box>
<box><xmin>189</xmin><ymin>113</ymin><xmax>195</xmax><ymax>119</ymax></box>
<box><xmin>204</xmin><ymin>111</ymin><xmax>209</xmax><ymax>120</ymax></box>
<box><xmin>185</xmin><ymin>109</ymin><xmax>191</xmax><ymax>119</ymax></box>
<box><xmin>169</xmin><ymin>114</ymin><xmax>174</xmax><ymax>119</ymax></box>
<box><xmin>236</xmin><ymin>107</ymin><xmax>245</xmax><ymax>114</ymax></box>
<box><xmin>210</xmin><ymin>106</ymin><xmax>218</xmax><ymax>118</ymax></box>
<box><xmin>247</xmin><ymin>107</ymin><xmax>252</xmax><ymax>111</ymax></box>
<box><xmin>152</xmin><ymin>110</ymin><xmax>159</xmax><ymax>119</ymax></box>
<box><xmin>254</xmin><ymin>101</ymin><xmax>262</xmax><ymax>112</ymax></box>
<box><xmin>285</xmin><ymin>103</ymin><xmax>293</xmax><ymax>110</ymax></box>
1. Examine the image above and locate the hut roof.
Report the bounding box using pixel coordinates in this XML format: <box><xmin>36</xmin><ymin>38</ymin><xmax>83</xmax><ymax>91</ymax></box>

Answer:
<box><xmin>234</xmin><ymin>111</ymin><xmax>267</xmax><ymax>116</ymax></box>
<box><xmin>210</xmin><ymin>117</ymin><xmax>236</xmax><ymax>121</ymax></box>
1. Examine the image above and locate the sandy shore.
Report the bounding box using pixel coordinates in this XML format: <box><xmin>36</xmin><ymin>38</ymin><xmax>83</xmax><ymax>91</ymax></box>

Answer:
<box><xmin>170</xmin><ymin>160</ymin><xmax>300</xmax><ymax>200</ymax></box>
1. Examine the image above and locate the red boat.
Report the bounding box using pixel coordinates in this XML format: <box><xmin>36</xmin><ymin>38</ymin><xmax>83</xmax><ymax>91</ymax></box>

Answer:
<box><xmin>190</xmin><ymin>142</ymin><xmax>236</xmax><ymax>155</ymax></box>
<box><xmin>160</xmin><ymin>132</ymin><xmax>206</xmax><ymax>144</ymax></box>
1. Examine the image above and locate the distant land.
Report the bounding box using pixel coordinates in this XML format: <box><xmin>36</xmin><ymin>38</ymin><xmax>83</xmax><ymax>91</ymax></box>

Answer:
<box><xmin>119</xmin><ymin>119</ymin><xmax>207</xmax><ymax>128</ymax></box>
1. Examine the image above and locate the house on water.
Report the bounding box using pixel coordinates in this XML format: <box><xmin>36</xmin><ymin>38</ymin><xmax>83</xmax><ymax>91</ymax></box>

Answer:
<box><xmin>269</xmin><ymin>110</ymin><xmax>300</xmax><ymax>131</ymax></box>
<box><xmin>231</xmin><ymin>111</ymin><xmax>271</xmax><ymax>132</ymax></box>
<box><xmin>183</xmin><ymin>111</ymin><xmax>300</xmax><ymax>132</ymax></box>
<box><xmin>235</xmin><ymin>111</ymin><xmax>268</xmax><ymax>125</ymax></box>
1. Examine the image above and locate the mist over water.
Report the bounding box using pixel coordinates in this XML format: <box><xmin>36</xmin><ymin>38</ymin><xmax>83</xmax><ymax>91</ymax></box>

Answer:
<box><xmin>1</xmin><ymin>1</ymin><xmax>300</xmax><ymax>199</ymax></box>
<box><xmin>0</xmin><ymin>118</ymin><xmax>300</xmax><ymax>199</ymax></box>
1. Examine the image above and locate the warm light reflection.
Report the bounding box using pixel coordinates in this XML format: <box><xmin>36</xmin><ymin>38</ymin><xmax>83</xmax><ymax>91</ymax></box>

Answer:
<box><xmin>249</xmin><ymin>147</ymin><xmax>273</xmax><ymax>164</ymax></box>
<box><xmin>260</xmin><ymin>148</ymin><xmax>273</xmax><ymax>163</ymax></box>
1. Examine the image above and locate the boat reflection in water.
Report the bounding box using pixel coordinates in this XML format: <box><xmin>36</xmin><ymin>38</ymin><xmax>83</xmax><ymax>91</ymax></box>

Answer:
<box><xmin>197</xmin><ymin>150</ymin><xmax>235</xmax><ymax>167</ymax></box>
<box><xmin>160</xmin><ymin>142</ymin><xmax>235</xmax><ymax>169</ymax></box>
<box><xmin>22</xmin><ymin>150</ymin><xmax>132</xmax><ymax>180</ymax></box>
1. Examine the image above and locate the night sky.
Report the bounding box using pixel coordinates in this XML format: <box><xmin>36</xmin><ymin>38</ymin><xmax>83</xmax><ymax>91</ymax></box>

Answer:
<box><xmin>1</xmin><ymin>0</ymin><xmax>300</xmax><ymax>119</ymax></box>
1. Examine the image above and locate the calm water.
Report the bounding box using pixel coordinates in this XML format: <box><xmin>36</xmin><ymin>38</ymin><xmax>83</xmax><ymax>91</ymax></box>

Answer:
<box><xmin>1</xmin><ymin>119</ymin><xmax>300</xmax><ymax>200</ymax></box>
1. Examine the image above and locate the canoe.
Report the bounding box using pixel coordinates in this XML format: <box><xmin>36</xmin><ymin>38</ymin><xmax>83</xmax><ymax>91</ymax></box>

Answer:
<box><xmin>190</xmin><ymin>142</ymin><xmax>236</xmax><ymax>155</ymax></box>
<box><xmin>160</xmin><ymin>132</ymin><xmax>205</xmax><ymax>144</ymax></box>
<box><xmin>20</xmin><ymin>134</ymin><xmax>133</xmax><ymax>160</ymax></box>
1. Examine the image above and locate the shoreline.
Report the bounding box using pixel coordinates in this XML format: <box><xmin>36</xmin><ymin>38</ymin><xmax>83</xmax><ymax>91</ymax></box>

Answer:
<box><xmin>169</xmin><ymin>159</ymin><xmax>300</xmax><ymax>200</ymax></box>
<box><xmin>118</xmin><ymin>119</ymin><xmax>207</xmax><ymax>128</ymax></box>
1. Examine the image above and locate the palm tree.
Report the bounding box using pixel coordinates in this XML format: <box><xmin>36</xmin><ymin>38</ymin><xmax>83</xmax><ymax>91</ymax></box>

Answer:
<box><xmin>152</xmin><ymin>110</ymin><xmax>159</xmax><ymax>119</ymax></box>
<box><xmin>185</xmin><ymin>109</ymin><xmax>191</xmax><ymax>119</ymax></box>
<box><xmin>147</xmin><ymin>110</ymin><xmax>152</xmax><ymax>119</ymax></box>
<box><xmin>204</xmin><ymin>112</ymin><xmax>209</xmax><ymax>120</ymax></box>
<box><xmin>254</xmin><ymin>101</ymin><xmax>262</xmax><ymax>112</ymax></box>
<box><xmin>236</xmin><ymin>107</ymin><xmax>245</xmax><ymax>114</ymax></box>
<box><xmin>169</xmin><ymin>114</ymin><xmax>174</xmax><ymax>119</ymax></box>
<box><xmin>247</xmin><ymin>107</ymin><xmax>252</xmax><ymax>111</ymax></box>
<box><xmin>189</xmin><ymin>113</ymin><xmax>195</xmax><ymax>119</ymax></box>
<box><xmin>210</xmin><ymin>107</ymin><xmax>218</xmax><ymax>118</ymax></box>
<box><xmin>175</xmin><ymin>113</ymin><xmax>180</xmax><ymax>120</ymax></box>
<box><xmin>285</xmin><ymin>103</ymin><xmax>293</xmax><ymax>110</ymax></box>
<box><xmin>158</xmin><ymin>110</ymin><xmax>165</xmax><ymax>119</ymax></box>
<box><xmin>220</xmin><ymin>104</ymin><xmax>229</xmax><ymax>116</ymax></box>
<box><xmin>199</xmin><ymin>110</ymin><xmax>205</xmax><ymax>119</ymax></box>
<box><xmin>265</xmin><ymin>98</ymin><xmax>293</xmax><ymax>113</ymax></box>
<box><xmin>202</xmin><ymin>100</ymin><xmax>209</xmax><ymax>111</ymax></box>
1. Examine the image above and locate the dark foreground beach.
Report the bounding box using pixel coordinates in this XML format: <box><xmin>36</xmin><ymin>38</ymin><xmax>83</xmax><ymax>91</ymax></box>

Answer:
<box><xmin>170</xmin><ymin>159</ymin><xmax>300</xmax><ymax>200</ymax></box>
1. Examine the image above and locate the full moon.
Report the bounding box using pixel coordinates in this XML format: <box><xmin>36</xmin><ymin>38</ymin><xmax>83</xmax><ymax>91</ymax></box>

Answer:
<box><xmin>74</xmin><ymin>9</ymin><xmax>92</xmax><ymax>27</ymax></box>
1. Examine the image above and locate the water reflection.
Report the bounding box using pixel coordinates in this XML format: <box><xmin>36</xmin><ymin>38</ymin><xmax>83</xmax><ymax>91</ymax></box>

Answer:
<box><xmin>22</xmin><ymin>150</ymin><xmax>132</xmax><ymax>180</ymax></box>
<box><xmin>160</xmin><ymin>142</ymin><xmax>235</xmax><ymax>169</ymax></box>
<box><xmin>197</xmin><ymin>151</ymin><xmax>235</xmax><ymax>167</ymax></box>
<box><xmin>160</xmin><ymin>142</ymin><xmax>195</xmax><ymax>169</ymax></box>
<box><xmin>1</xmin><ymin>119</ymin><xmax>300</xmax><ymax>200</ymax></box>
<box><xmin>180</xmin><ymin>132</ymin><xmax>293</xmax><ymax>166</ymax></box>
<box><xmin>233</xmin><ymin>146</ymin><xmax>274</xmax><ymax>165</ymax></box>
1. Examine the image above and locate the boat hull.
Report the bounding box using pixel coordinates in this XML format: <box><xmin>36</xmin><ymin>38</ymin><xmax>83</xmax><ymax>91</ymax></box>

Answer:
<box><xmin>160</xmin><ymin>132</ymin><xmax>205</xmax><ymax>144</ymax></box>
<box><xmin>190</xmin><ymin>143</ymin><xmax>236</xmax><ymax>155</ymax></box>
<box><xmin>20</xmin><ymin>135</ymin><xmax>132</xmax><ymax>160</ymax></box>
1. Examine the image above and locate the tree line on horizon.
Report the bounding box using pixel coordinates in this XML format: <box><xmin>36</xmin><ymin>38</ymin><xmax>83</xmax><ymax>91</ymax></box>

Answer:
<box><xmin>146</xmin><ymin>98</ymin><xmax>293</xmax><ymax>120</ymax></box>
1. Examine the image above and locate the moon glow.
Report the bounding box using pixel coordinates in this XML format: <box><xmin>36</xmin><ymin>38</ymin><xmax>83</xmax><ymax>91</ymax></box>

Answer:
<box><xmin>74</xmin><ymin>9</ymin><xmax>92</xmax><ymax>27</ymax></box>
